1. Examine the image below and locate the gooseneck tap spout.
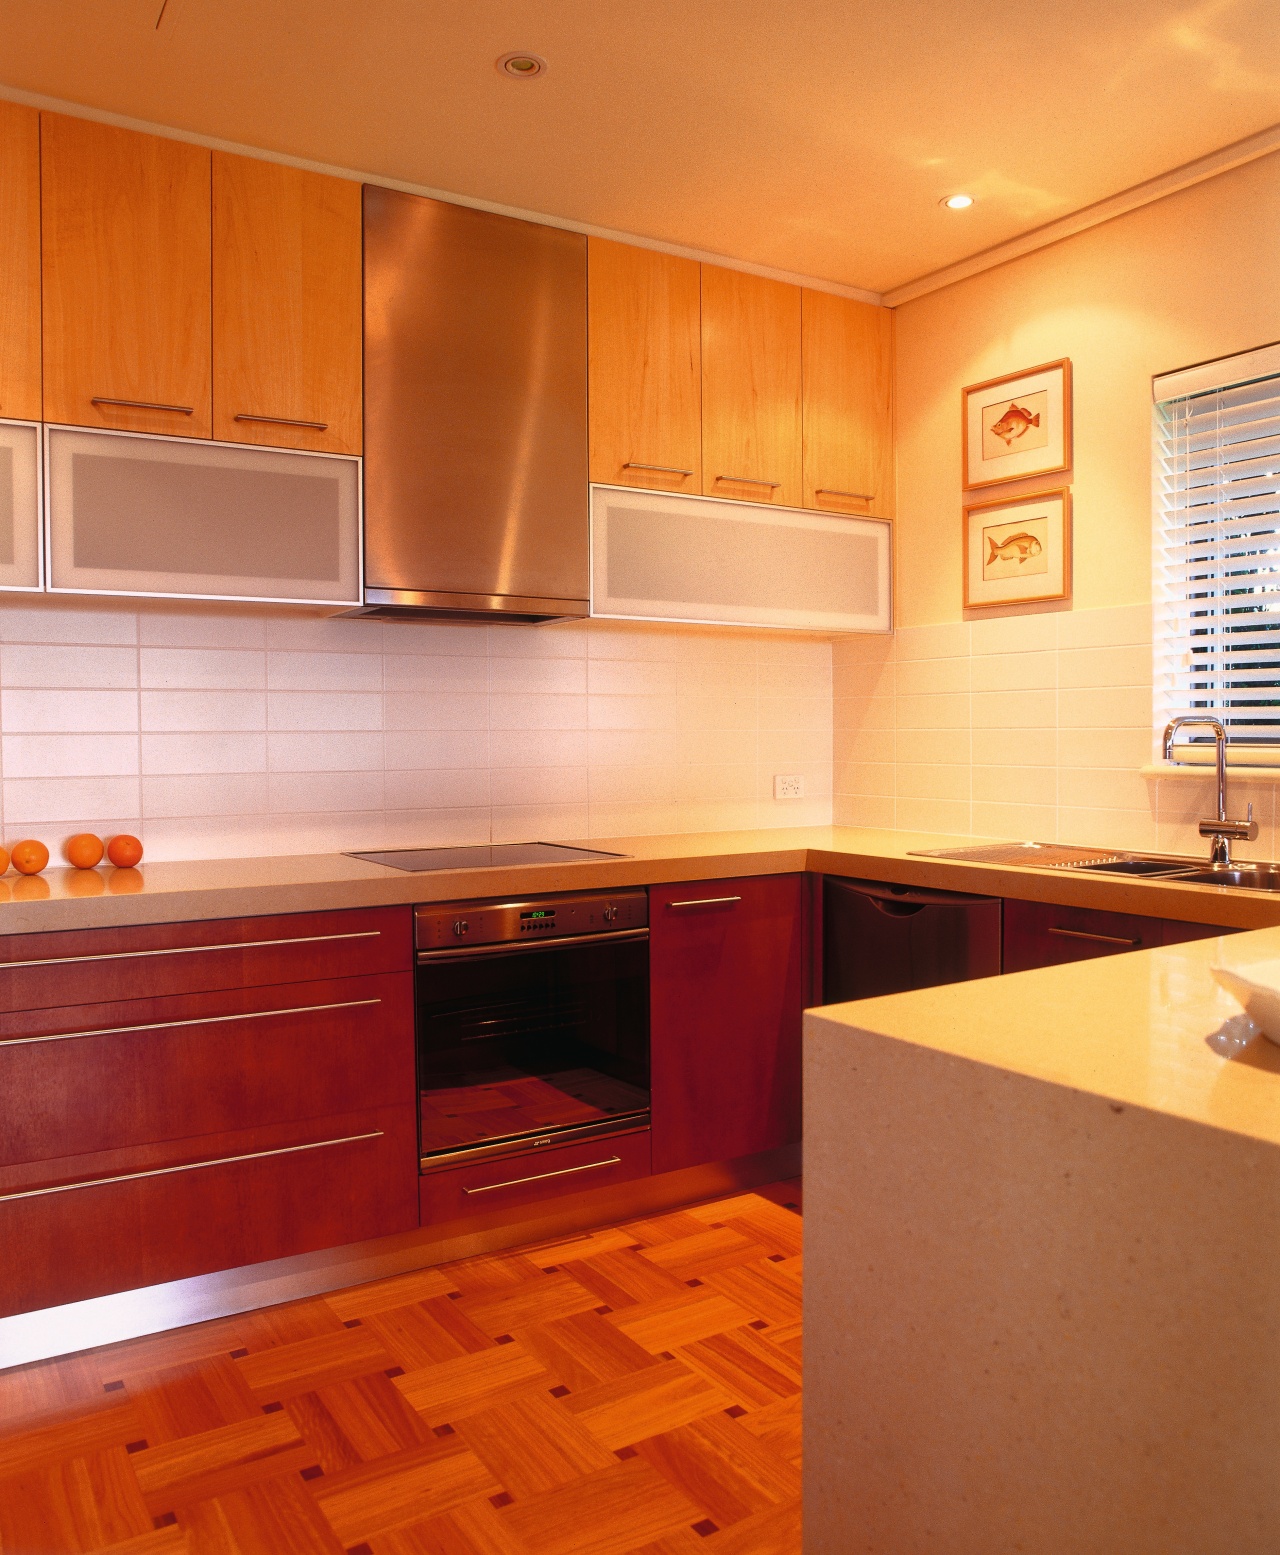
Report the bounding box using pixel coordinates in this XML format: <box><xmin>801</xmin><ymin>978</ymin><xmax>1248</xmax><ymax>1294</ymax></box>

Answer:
<box><xmin>1162</xmin><ymin>716</ymin><xmax>1258</xmax><ymax>866</ymax></box>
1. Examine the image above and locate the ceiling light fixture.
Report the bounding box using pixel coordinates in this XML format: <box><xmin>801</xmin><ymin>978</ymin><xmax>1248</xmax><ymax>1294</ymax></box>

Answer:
<box><xmin>497</xmin><ymin>52</ymin><xmax>547</xmax><ymax>79</ymax></box>
<box><xmin>941</xmin><ymin>193</ymin><xmax>974</xmax><ymax>210</ymax></box>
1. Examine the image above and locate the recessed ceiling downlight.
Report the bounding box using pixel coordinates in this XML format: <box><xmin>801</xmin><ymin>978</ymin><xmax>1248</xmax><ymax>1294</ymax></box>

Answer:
<box><xmin>941</xmin><ymin>193</ymin><xmax>974</xmax><ymax>210</ymax></box>
<box><xmin>498</xmin><ymin>52</ymin><xmax>547</xmax><ymax>78</ymax></box>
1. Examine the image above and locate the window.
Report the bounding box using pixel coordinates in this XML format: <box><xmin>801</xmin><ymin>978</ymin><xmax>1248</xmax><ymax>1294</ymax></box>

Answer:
<box><xmin>1154</xmin><ymin>342</ymin><xmax>1280</xmax><ymax>758</ymax></box>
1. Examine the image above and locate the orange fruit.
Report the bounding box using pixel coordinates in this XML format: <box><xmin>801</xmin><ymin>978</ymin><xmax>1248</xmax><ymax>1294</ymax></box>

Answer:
<box><xmin>64</xmin><ymin>832</ymin><xmax>105</xmax><ymax>870</ymax></box>
<box><xmin>10</xmin><ymin>839</ymin><xmax>49</xmax><ymax>875</ymax></box>
<box><xmin>0</xmin><ymin>845</ymin><xmax>8</xmax><ymax>876</ymax></box>
<box><xmin>107</xmin><ymin>834</ymin><xmax>143</xmax><ymax>868</ymax></box>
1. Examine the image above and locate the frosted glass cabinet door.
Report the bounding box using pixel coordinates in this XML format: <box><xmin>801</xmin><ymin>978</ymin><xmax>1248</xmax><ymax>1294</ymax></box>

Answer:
<box><xmin>0</xmin><ymin>420</ymin><xmax>42</xmax><ymax>592</ymax></box>
<box><xmin>46</xmin><ymin>425</ymin><xmax>361</xmax><ymax>604</ymax></box>
<box><xmin>590</xmin><ymin>483</ymin><xmax>891</xmax><ymax>632</ymax></box>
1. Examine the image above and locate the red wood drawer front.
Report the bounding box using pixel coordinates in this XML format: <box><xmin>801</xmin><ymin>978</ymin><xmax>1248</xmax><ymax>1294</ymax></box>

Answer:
<box><xmin>419</xmin><ymin>1129</ymin><xmax>651</xmax><ymax>1230</ymax></box>
<box><xmin>0</xmin><ymin>971</ymin><xmax>414</xmax><ymax>1169</ymax></box>
<box><xmin>1161</xmin><ymin>917</ymin><xmax>1240</xmax><ymax>947</ymax></box>
<box><xmin>1003</xmin><ymin>899</ymin><xmax>1164</xmax><ymax>973</ymax></box>
<box><xmin>0</xmin><ymin>1104</ymin><xmax>418</xmax><ymax>1318</ymax></box>
<box><xmin>649</xmin><ymin>874</ymin><xmax>805</xmax><ymax>1175</ymax></box>
<box><xmin>0</xmin><ymin>905</ymin><xmax>412</xmax><ymax>1013</ymax></box>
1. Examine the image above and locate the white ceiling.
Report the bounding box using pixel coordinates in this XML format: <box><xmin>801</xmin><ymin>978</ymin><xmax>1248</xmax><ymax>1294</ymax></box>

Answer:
<box><xmin>1</xmin><ymin>0</ymin><xmax>1278</xmax><ymax>296</ymax></box>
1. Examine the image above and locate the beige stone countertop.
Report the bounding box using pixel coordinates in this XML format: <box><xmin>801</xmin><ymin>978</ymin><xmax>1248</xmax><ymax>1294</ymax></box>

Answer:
<box><xmin>806</xmin><ymin>924</ymin><xmax>1280</xmax><ymax>1149</ymax></box>
<box><xmin>4</xmin><ymin>824</ymin><xmax>1280</xmax><ymax>935</ymax></box>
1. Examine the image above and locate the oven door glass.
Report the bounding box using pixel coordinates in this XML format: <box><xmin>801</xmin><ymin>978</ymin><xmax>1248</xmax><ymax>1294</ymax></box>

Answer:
<box><xmin>416</xmin><ymin>934</ymin><xmax>649</xmax><ymax>1164</ymax></box>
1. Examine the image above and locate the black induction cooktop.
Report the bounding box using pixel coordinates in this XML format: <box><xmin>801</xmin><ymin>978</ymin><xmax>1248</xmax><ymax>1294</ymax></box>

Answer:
<box><xmin>347</xmin><ymin>842</ymin><xmax>629</xmax><ymax>872</ymax></box>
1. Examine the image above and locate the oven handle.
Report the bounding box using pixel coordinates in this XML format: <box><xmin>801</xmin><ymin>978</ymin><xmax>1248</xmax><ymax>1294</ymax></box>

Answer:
<box><xmin>417</xmin><ymin>927</ymin><xmax>649</xmax><ymax>962</ymax></box>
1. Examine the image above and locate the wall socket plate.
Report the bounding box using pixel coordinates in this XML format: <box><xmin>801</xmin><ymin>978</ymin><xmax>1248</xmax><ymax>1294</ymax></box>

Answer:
<box><xmin>774</xmin><ymin>774</ymin><xmax>805</xmax><ymax>799</ymax></box>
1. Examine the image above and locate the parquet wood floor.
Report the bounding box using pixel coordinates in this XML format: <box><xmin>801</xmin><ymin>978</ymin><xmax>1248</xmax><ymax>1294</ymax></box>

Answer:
<box><xmin>0</xmin><ymin>1181</ymin><xmax>802</xmax><ymax>1555</ymax></box>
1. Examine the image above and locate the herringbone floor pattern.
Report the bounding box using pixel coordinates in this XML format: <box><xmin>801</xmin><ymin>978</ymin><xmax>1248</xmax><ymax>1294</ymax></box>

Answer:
<box><xmin>0</xmin><ymin>1181</ymin><xmax>802</xmax><ymax>1555</ymax></box>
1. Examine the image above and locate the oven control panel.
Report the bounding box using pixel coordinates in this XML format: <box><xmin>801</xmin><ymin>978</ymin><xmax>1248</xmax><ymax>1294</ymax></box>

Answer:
<box><xmin>415</xmin><ymin>888</ymin><xmax>648</xmax><ymax>952</ymax></box>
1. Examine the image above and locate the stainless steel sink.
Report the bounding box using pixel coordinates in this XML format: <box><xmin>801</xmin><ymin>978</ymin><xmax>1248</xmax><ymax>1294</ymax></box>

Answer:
<box><xmin>1070</xmin><ymin>858</ymin><xmax>1197</xmax><ymax>879</ymax></box>
<box><xmin>1176</xmin><ymin>865</ymin><xmax>1280</xmax><ymax>892</ymax></box>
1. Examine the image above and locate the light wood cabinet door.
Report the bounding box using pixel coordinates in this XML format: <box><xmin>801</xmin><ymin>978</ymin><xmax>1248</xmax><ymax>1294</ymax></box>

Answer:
<box><xmin>802</xmin><ymin>289</ymin><xmax>894</xmax><ymax>518</ymax></box>
<box><xmin>588</xmin><ymin>238</ymin><xmax>700</xmax><ymax>493</ymax></box>
<box><xmin>0</xmin><ymin>102</ymin><xmax>41</xmax><ymax>423</ymax></box>
<box><xmin>213</xmin><ymin>153</ymin><xmax>362</xmax><ymax>454</ymax></box>
<box><xmin>700</xmin><ymin>266</ymin><xmax>802</xmax><ymax>506</ymax></box>
<box><xmin>41</xmin><ymin>113</ymin><xmax>212</xmax><ymax>437</ymax></box>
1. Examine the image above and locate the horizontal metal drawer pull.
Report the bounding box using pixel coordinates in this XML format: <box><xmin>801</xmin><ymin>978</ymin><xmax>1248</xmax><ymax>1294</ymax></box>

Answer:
<box><xmin>6</xmin><ymin>929</ymin><xmax>380</xmax><ymax>972</ymax></box>
<box><xmin>814</xmin><ymin>487</ymin><xmax>873</xmax><ymax>501</ymax></box>
<box><xmin>1046</xmin><ymin>926</ymin><xmax>1142</xmax><ymax>948</ymax></box>
<box><xmin>0</xmin><ymin>998</ymin><xmax>381</xmax><ymax>1050</ymax></box>
<box><xmin>715</xmin><ymin>474</ymin><xmax>780</xmax><ymax>488</ymax></box>
<box><xmin>91</xmin><ymin>396</ymin><xmax>194</xmax><ymax>415</ymax></box>
<box><xmin>234</xmin><ymin>413</ymin><xmax>329</xmax><ymax>430</ymax></box>
<box><xmin>418</xmin><ymin>928</ymin><xmax>649</xmax><ymax>962</ymax></box>
<box><xmin>0</xmin><ymin>1131</ymin><xmax>383</xmax><ymax>1204</ymax></box>
<box><xmin>666</xmin><ymin>895</ymin><xmax>743</xmax><ymax>908</ymax></box>
<box><xmin>623</xmin><ymin>461</ymin><xmax>693</xmax><ymax>476</ymax></box>
<box><xmin>462</xmin><ymin>1156</ymin><xmax>623</xmax><ymax>1194</ymax></box>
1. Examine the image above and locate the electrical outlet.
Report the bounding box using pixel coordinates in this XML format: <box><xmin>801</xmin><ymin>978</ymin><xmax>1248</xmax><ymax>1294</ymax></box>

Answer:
<box><xmin>774</xmin><ymin>774</ymin><xmax>804</xmax><ymax>800</ymax></box>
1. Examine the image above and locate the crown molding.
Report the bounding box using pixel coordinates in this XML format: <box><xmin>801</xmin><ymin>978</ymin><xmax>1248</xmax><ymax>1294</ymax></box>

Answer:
<box><xmin>883</xmin><ymin>121</ymin><xmax>1280</xmax><ymax>308</ymax></box>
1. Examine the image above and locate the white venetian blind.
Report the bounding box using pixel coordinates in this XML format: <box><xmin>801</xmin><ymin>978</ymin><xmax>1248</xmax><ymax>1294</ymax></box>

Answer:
<box><xmin>1154</xmin><ymin>342</ymin><xmax>1280</xmax><ymax>753</ymax></box>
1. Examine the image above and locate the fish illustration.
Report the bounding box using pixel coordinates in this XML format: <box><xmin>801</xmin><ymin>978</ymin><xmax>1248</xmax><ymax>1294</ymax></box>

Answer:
<box><xmin>987</xmin><ymin>530</ymin><xmax>1043</xmax><ymax>565</ymax></box>
<box><xmin>988</xmin><ymin>401</ymin><xmax>1040</xmax><ymax>446</ymax></box>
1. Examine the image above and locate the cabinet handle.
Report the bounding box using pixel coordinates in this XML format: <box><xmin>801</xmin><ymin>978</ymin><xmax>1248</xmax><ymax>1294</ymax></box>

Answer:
<box><xmin>814</xmin><ymin>487</ymin><xmax>873</xmax><ymax>502</ymax></box>
<box><xmin>0</xmin><ymin>1131</ymin><xmax>384</xmax><ymax>1203</ymax></box>
<box><xmin>715</xmin><ymin>474</ymin><xmax>780</xmax><ymax>489</ymax></box>
<box><xmin>666</xmin><ymin>895</ymin><xmax>743</xmax><ymax>908</ymax></box>
<box><xmin>462</xmin><ymin>1156</ymin><xmax>622</xmax><ymax>1194</ymax></box>
<box><xmin>6</xmin><ymin>928</ymin><xmax>380</xmax><ymax>972</ymax></box>
<box><xmin>1046</xmin><ymin>926</ymin><xmax>1142</xmax><ymax>948</ymax></box>
<box><xmin>0</xmin><ymin>998</ymin><xmax>381</xmax><ymax>1050</ymax></box>
<box><xmin>623</xmin><ymin>462</ymin><xmax>693</xmax><ymax>477</ymax></box>
<box><xmin>91</xmin><ymin>397</ymin><xmax>194</xmax><ymax>415</ymax></box>
<box><xmin>234</xmin><ymin>413</ymin><xmax>329</xmax><ymax>431</ymax></box>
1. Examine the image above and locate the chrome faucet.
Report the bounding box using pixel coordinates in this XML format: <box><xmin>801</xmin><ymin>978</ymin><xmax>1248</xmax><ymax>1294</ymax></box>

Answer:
<box><xmin>1161</xmin><ymin>716</ymin><xmax>1258</xmax><ymax>866</ymax></box>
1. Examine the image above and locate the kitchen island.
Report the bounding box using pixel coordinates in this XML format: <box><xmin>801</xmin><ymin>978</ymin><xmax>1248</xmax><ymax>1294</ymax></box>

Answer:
<box><xmin>803</xmin><ymin>926</ymin><xmax>1280</xmax><ymax>1555</ymax></box>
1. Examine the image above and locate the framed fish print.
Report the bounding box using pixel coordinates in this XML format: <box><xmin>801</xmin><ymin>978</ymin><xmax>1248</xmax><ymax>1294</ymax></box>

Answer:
<box><xmin>962</xmin><ymin>359</ymin><xmax>1072</xmax><ymax>489</ymax></box>
<box><xmin>963</xmin><ymin>487</ymin><xmax>1071</xmax><ymax>609</ymax></box>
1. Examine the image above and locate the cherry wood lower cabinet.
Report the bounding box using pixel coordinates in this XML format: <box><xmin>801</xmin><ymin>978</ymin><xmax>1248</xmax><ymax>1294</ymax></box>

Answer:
<box><xmin>1003</xmin><ymin>898</ymin><xmax>1238</xmax><ymax>973</ymax></box>
<box><xmin>648</xmin><ymin>874</ymin><xmax>806</xmax><ymax>1174</ymax></box>
<box><xmin>0</xmin><ymin>904</ymin><xmax>418</xmax><ymax>1317</ymax></box>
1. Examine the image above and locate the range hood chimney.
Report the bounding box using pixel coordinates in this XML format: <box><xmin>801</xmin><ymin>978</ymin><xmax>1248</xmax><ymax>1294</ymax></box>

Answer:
<box><xmin>353</xmin><ymin>187</ymin><xmax>589</xmax><ymax>623</ymax></box>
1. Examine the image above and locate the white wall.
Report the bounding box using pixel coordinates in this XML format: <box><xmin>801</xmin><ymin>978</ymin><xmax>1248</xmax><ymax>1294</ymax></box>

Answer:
<box><xmin>0</xmin><ymin>597</ymin><xmax>832</xmax><ymax>863</ymax></box>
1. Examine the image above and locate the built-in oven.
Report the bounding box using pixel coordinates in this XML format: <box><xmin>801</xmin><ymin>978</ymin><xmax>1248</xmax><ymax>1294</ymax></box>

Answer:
<box><xmin>414</xmin><ymin>889</ymin><xmax>650</xmax><ymax>1173</ymax></box>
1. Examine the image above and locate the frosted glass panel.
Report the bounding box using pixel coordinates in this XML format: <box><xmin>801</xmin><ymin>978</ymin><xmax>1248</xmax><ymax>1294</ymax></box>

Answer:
<box><xmin>590</xmin><ymin>484</ymin><xmax>891</xmax><ymax>632</ymax></box>
<box><xmin>0</xmin><ymin>420</ymin><xmax>42</xmax><ymax>592</ymax></box>
<box><xmin>46</xmin><ymin>426</ymin><xmax>361</xmax><ymax>604</ymax></box>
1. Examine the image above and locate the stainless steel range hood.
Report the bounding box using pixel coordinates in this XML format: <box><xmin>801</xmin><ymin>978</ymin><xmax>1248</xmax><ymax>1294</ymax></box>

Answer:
<box><xmin>353</xmin><ymin>187</ymin><xmax>589</xmax><ymax>623</ymax></box>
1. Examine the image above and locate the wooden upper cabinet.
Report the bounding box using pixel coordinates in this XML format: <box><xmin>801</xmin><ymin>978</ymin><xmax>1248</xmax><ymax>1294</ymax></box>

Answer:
<box><xmin>40</xmin><ymin>113</ymin><xmax>212</xmax><ymax>437</ymax></box>
<box><xmin>213</xmin><ymin>154</ymin><xmax>362</xmax><ymax>454</ymax></box>
<box><xmin>0</xmin><ymin>102</ymin><xmax>41</xmax><ymax>423</ymax></box>
<box><xmin>587</xmin><ymin>238</ymin><xmax>700</xmax><ymax>493</ymax></box>
<box><xmin>802</xmin><ymin>289</ymin><xmax>894</xmax><ymax>518</ymax></box>
<box><xmin>700</xmin><ymin>266</ymin><xmax>802</xmax><ymax>507</ymax></box>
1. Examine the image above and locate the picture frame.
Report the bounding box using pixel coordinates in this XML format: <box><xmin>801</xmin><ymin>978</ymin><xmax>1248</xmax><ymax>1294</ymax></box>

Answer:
<box><xmin>963</xmin><ymin>487</ymin><xmax>1071</xmax><ymax>610</ymax></box>
<box><xmin>962</xmin><ymin>359</ymin><xmax>1072</xmax><ymax>489</ymax></box>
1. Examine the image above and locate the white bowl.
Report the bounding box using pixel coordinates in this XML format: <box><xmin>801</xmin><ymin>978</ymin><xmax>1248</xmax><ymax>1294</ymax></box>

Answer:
<box><xmin>1210</xmin><ymin>960</ymin><xmax>1280</xmax><ymax>1045</ymax></box>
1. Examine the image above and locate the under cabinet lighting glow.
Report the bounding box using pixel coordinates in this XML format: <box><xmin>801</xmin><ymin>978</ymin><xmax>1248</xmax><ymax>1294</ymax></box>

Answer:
<box><xmin>941</xmin><ymin>193</ymin><xmax>974</xmax><ymax>210</ymax></box>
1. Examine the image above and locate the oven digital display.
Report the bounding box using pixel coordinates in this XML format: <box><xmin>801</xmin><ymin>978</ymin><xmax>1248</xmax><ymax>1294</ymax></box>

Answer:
<box><xmin>521</xmin><ymin>909</ymin><xmax>554</xmax><ymax>920</ymax></box>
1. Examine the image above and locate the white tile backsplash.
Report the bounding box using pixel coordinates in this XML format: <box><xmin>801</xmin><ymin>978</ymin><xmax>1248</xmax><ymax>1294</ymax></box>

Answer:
<box><xmin>0</xmin><ymin>599</ymin><xmax>833</xmax><ymax>861</ymax></box>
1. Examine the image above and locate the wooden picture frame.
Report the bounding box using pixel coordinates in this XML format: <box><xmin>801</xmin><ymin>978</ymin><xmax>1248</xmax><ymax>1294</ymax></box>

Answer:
<box><xmin>963</xmin><ymin>487</ymin><xmax>1072</xmax><ymax>609</ymax></box>
<box><xmin>962</xmin><ymin>359</ymin><xmax>1072</xmax><ymax>489</ymax></box>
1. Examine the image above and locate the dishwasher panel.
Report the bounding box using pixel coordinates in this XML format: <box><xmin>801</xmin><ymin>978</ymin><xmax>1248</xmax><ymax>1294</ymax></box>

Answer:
<box><xmin>821</xmin><ymin>876</ymin><xmax>1002</xmax><ymax>1003</ymax></box>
